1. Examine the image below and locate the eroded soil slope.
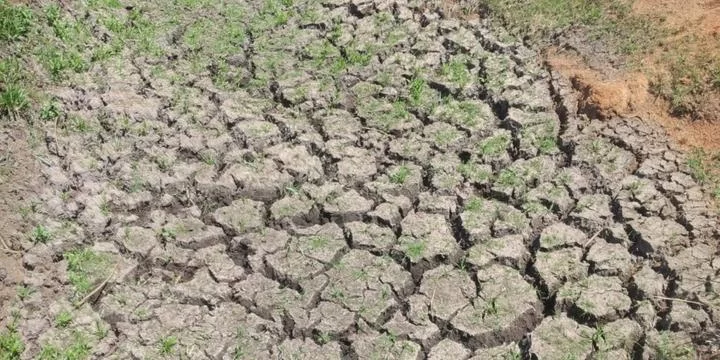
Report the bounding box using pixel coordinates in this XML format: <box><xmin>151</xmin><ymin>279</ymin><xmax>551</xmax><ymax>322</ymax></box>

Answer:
<box><xmin>1</xmin><ymin>0</ymin><xmax>719</xmax><ymax>359</ymax></box>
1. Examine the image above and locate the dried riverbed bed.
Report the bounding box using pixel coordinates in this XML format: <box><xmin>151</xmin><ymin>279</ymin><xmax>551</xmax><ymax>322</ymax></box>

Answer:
<box><xmin>0</xmin><ymin>0</ymin><xmax>718</xmax><ymax>359</ymax></box>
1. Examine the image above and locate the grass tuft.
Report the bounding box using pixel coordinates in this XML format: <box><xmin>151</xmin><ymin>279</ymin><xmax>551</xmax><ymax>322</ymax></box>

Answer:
<box><xmin>0</xmin><ymin>1</ymin><xmax>33</xmax><ymax>41</ymax></box>
<box><xmin>464</xmin><ymin>197</ymin><xmax>484</xmax><ymax>212</ymax></box>
<box><xmin>652</xmin><ymin>53</ymin><xmax>720</xmax><ymax>117</ymax></box>
<box><xmin>39</xmin><ymin>101</ymin><xmax>61</xmax><ymax>121</ymax></box>
<box><xmin>441</xmin><ymin>59</ymin><xmax>470</xmax><ymax>86</ymax></box>
<box><xmin>389</xmin><ymin>165</ymin><xmax>411</xmax><ymax>184</ymax></box>
<box><xmin>484</xmin><ymin>0</ymin><xmax>603</xmax><ymax>39</ymax></box>
<box><xmin>478</xmin><ymin>133</ymin><xmax>510</xmax><ymax>156</ymax></box>
<box><xmin>64</xmin><ymin>249</ymin><xmax>112</xmax><ymax>300</ymax></box>
<box><xmin>0</xmin><ymin>85</ymin><xmax>29</xmax><ymax>115</ymax></box>
<box><xmin>404</xmin><ymin>240</ymin><xmax>425</xmax><ymax>261</ymax></box>
<box><xmin>38</xmin><ymin>331</ymin><xmax>91</xmax><ymax>360</ymax></box>
<box><xmin>16</xmin><ymin>285</ymin><xmax>34</xmax><ymax>301</ymax></box>
<box><xmin>408</xmin><ymin>76</ymin><xmax>426</xmax><ymax>106</ymax></box>
<box><xmin>158</xmin><ymin>336</ymin><xmax>177</xmax><ymax>355</ymax></box>
<box><xmin>30</xmin><ymin>225</ymin><xmax>51</xmax><ymax>243</ymax></box>
<box><xmin>0</xmin><ymin>323</ymin><xmax>24</xmax><ymax>360</ymax></box>
<box><xmin>54</xmin><ymin>310</ymin><xmax>73</xmax><ymax>328</ymax></box>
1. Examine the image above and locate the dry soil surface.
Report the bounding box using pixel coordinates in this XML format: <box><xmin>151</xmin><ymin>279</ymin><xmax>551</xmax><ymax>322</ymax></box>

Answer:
<box><xmin>1</xmin><ymin>0</ymin><xmax>719</xmax><ymax>359</ymax></box>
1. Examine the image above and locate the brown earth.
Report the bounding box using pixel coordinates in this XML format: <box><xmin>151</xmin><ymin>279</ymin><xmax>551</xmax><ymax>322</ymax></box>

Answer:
<box><xmin>547</xmin><ymin>0</ymin><xmax>720</xmax><ymax>150</ymax></box>
<box><xmin>0</xmin><ymin>125</ymin><xmax>40</xmax><ymax>322</ymax></box>
<box><xmin>546</xmin><ymin>50</ymin><xmax>720</xmax><ymax>151</ymax></box>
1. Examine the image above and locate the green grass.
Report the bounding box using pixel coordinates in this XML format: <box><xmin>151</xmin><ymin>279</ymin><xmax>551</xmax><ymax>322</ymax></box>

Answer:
<box><xmin>404</xmin><ymin>240</ymin><xmax>425</xmax><ymax>261</ymax></box>
<box><xmin>315</xmin><ymin>331</ymin><xmax>331</xmax><ymax>344</ymax></box>
<box><xmin>441</xmin><ymin>59</ymin><xmax>471</xmax><ymax>87</ymax></box>
<box><xmin>64</xmin><ymin>248</ymin><xmax>112</xmax><ymax>300</ymax></box>
<box><xmin>39</xmin><ymin>101</ymin><xmax>61</xmax><ymax>121</ymax></box>
<box><xmin>407</xmin><ymin>74</ymin><xmax>441</xmax><ymax>113</ymax></box>
<box><xmin>0</xmin><ymin>1</ymin><xmax>33</xmax><ymax>42</ymax></box>
<box><xmin>0</xmin><ymin>58</ymin><xmax>23</xmax><ymax>84</ymax></box>
<box><xmin>688</xmin><ymin>149</ymin><xmax>709</xmax><ymax>183</ymax></box>
<box><xmin>591</xmin><ymin>325</ymin><xmax>606</xmax><ymax>346</ymax></box>
<box><xmin>0</xmin><ymin>85</ymin><xmax>29</xmax><ymax>115</ymax></box>
<box><xmin>358</xmin><ymin>99</ymin><xmax>411</xmax><ymax>131</ymax></box>
<box><xmin>93</xmin><ymin>321</ymin><xmax>108</xmax><ymax>340</ymax></box>
<box><xmin>328</xmin><ymin>287</ymin><xmax>345</xmax><ymax>300</ymax></box>
<box><xmin>16</xmin><ymin>285</ymin><xmax>34</xmax><ymax>301</ymax></box>
<box><xmin>452</xmin><ymin>101</ymin><xmax>483</xmax><ymax>127</ymax></box>
<box><xmin>30</xmin><ymin>225</ymin><xmax>52</xmax><ymax>243</ymax></box>
<box><xmin>686</xmin><ymin>149</ymin><xmax>720</xmax><ymax>204</ymax></box>
<box><xmin>63</xmin><ymin>335</ymin><xmax>91</xmax><ymax>360</ymax></box>
<box><xmin>652</xmin><ymin>52</ymin><xmax>720</xmax><ymax>117</ymax></box>
<box><xmin>464</xmin><ymin>197</ymin><xmax>484</xmax><ymax>212</ymax></box>
<box><xmin>537</xmin><ymin>134</ymin><xmax>558</xmax><ymax>154</ymax></box>
<box><xmin>652</xmin><ymin>332</ymin><xmax>696</xmax><ymax>360</ymax></box>
<box><xmin>68</xmin><ymin>116</ymin><xmax>90</xmax><ymax>133</ymax></box>
<box><xmin>483</xmin><ymin>297</ymin><xmax>499</xmax><ymax>316</ymax></box>
<box><xmin>484</xmin><ymin>0</ymin><xmax>603</xmax><ymax>38</ymax></box>
<box><xmin>483</xmin><ymin>0</ymin><xmax>662</xmax><ymax>53</ymax></box>
<box><xmin>527</xmin><ymin>124</ymin><xmax>558</xmax><ymax>154</ymax></box>
<box><xmin>389</xmin><ymin>165</ymin><xmax>411</xmax><ymax>184</ymax></box>
<box><xmin>458</xmin><ymin>162</ymin><xmax>492</xmax><ymax>183</ymax></box>
<box><xmin>37</xmin><ymin>345</ymin><xmax>62</xmax><ymax>360</ymax></box>
<box><xmin>40</xmin><ymin>48</ymin><xmax>87</xmax><ymax>81</ymax></box>
<box><xmin>0</xmin><ymin>324</ymin><xmax>24</xmax><ymax>360</ymax></box>
<box><xmin>54</xmin><ymin>310</ymin><xmax>73</xmax><ymax>328</ymax></box>
<box><xmin>259</xmin><ymin>0</ymin><xmax>293</xmax><ymax>27</ymax></box>
<box><xmin>308</xmin><ymin>235</ymin><xmax>329</xmax><ymax>249</ymax></box>
<box><xmin>409</xmin><ymin>75</ymin><xmax>426</xmax><ymax>106</ymax></box>
<box><xmin>497</xmin><ymin>169</ymin><xmax>522</xmax><ymax>187</ymax></box>
<box><xmin>99</xmin><ymin>198</ymin><xmax>110</xmax><ymax>216</ymax></box>
<box><xmin>433</xmin><ymin>128</ymin><xmax>461</xmax><ymax>146</ymax></box>
<box><xmin>160</xmin><ymin>227</ymin><xmax>177</xmax><ymax>241</ymax></box>
<box><xmin>478</xmin><ymin>133</ymin><xmax>510</xmax><ymax>156</ymax></box>
<box><xmin>199</xmin><ymin>152</ymin><xmax>216</xmax><ymax>165</ymax></box>
<box><xmin>158</xmin><ymin>336</ymin><xmax>178</xmax><ymax>355</ymax></box>
<box><xmin>232</xmin><ymin>328</ymin><xmax>247</xmax><ymax>359</ymax></box>
<box><xmin>37</xmin><ymin>332</ymin><xmax>91</xmax><ymax>360</ymax></box>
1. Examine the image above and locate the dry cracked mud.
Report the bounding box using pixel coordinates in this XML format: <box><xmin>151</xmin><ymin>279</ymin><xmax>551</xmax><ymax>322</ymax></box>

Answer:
<box><xmin>1</xmin><ymin>0</ymin><xmax>719</xmax><ymax>359</ymax></box>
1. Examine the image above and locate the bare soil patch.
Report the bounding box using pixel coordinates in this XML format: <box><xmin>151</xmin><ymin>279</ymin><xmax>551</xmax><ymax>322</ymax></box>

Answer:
<box><xmin>0</xmin><ymin>124</ymin><xmax>40</xmax><ymax>321</ymax></box>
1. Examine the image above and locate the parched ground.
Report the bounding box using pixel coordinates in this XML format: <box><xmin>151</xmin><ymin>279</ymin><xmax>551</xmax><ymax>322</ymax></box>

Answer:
<box><xmin>1</xmin><ymin>0</ymin><xmax>719</xmax><ymax>359</ymax></box>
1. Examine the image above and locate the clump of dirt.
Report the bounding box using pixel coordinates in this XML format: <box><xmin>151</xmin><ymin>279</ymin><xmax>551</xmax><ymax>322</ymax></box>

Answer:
<box><xmin>546</xmin><ymin>49</ymin><xmax>649</xmax><ymax>120</ymax></box>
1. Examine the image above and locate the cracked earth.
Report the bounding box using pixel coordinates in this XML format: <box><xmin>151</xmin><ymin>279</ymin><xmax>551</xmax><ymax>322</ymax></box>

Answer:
<box><xmin>1</xmin><ymin>0</ymin><xmax>720</xmax><ymax>359</ymax></box>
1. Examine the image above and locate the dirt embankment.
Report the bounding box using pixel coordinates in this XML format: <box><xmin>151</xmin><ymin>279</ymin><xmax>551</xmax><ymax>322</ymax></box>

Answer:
<box><xmin>545</xmin><ymin>0</ymin><xmax>720</xmax><ymax>150</ymax></box>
